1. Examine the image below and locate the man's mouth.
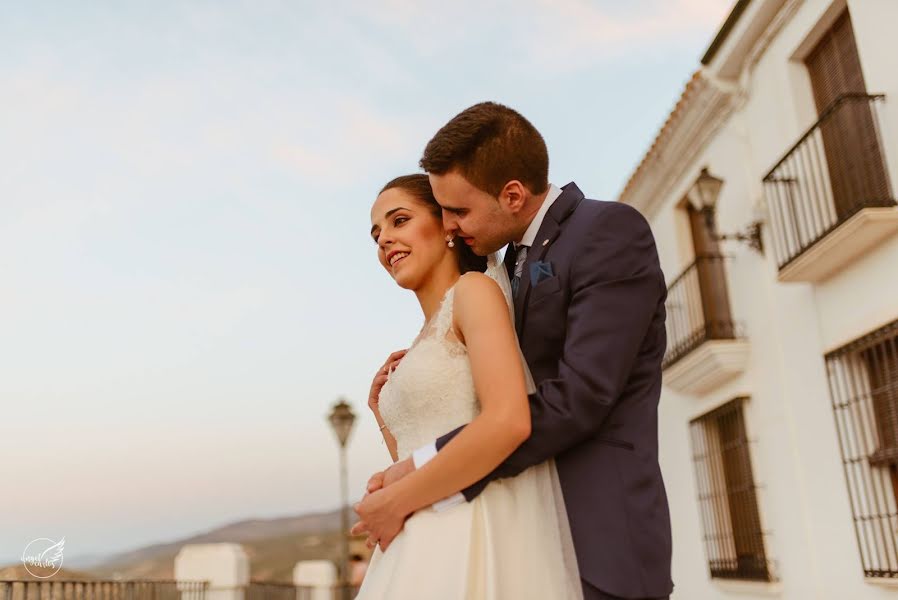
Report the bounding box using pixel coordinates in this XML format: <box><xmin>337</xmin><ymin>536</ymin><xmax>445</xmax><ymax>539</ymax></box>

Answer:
<box><xmin>462</xmin><ymin>237</ymin><xmax>474</xmax><ymax>246</ymax></box>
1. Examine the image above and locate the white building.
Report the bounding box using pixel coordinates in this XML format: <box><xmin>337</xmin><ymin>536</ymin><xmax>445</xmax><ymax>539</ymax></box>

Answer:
<box><xmin>618</xmin><ymin>0</ymin><xmax>898</xmax><ymax>598</ymax></box>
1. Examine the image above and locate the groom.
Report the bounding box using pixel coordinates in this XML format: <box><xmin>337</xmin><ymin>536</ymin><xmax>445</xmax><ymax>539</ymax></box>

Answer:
<box><xmin>354</xmin><ymin>102</ymin><xmax>672</xmax><ymax>600</ymax></box>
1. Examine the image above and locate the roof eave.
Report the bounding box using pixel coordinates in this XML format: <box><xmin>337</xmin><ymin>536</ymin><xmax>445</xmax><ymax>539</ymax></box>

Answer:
<box><xmin>701</xmin><ymin>0</ymin><xmax>753</xmax><ymax>66</ymax></box>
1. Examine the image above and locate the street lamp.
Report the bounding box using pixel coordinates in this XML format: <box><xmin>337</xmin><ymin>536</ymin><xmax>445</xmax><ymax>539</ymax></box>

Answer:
<box><xmin>327</xmin><ymin>398</ymin><xmax>356</xmax><ymax>599</ymax></box>
<box><xmin>691</xmin><ymin>167</ymin><xmax>765</xmax><ymax>254</ymax></box>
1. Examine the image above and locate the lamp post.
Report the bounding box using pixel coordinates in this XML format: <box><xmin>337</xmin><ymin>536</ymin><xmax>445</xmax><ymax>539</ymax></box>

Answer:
<box><xmin>692</xmin><ymin>167</ymin><xmax>765</xmax><ymax>254</ymax></box>
<box><xmin>328</xmin><ymin>398</ymin><xmax>356</xmax><ymax>600</ymax></box>
<box><xmin>694</xmin><ymin>167</ymin><xmax>725</xmax><ymax>232</ymax></box>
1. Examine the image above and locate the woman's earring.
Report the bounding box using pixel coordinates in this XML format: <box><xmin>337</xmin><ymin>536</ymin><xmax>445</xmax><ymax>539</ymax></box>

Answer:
<box><xmin>446</xmin><ymin>236</ymin><xmax>455</xmax><ymax>248</ymax></box>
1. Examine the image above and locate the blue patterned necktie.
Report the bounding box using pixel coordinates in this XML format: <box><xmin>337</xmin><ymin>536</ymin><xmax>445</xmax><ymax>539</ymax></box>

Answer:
<box><xmin>511</xmin><ymin>244</ymin><xmax>528</xmax><ymax>298</ymax></box>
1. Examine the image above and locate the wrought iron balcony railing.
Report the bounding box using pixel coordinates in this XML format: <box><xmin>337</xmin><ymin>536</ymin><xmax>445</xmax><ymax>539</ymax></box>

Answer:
<box><xmin>762</xmin><ymin>94</ymin><xmax>896</xmax><ymax>271</ymax></box>
<box><xmin>663</xmin><ymin>254</ymin><xmax>739</xmax><ymax>370</ymax></box>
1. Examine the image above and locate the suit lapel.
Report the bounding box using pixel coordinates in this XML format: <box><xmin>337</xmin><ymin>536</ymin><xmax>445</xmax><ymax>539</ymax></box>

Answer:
<box><xmin>514</xmin><ymin>182</ymin><xmax>585</xmax><ymax>335</ymax></box>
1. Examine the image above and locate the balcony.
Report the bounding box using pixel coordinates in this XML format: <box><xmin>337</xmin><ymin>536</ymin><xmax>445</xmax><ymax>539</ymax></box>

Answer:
<box><xmin>663</xmin><ymin>255</ymin><xmax>748</xmax><ymax>395</ymax></box>
<box><xmin>763</xmin><ymin>94</ymin><xmax>898</xmax><ymax>282</ymax></box>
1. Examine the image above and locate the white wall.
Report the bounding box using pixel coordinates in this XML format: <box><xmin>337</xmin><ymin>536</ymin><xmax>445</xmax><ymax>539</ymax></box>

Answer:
<box><xmin>642</xmin><ymin>1</ymin><xmax>898</xmax><ymax>598</ymax></box>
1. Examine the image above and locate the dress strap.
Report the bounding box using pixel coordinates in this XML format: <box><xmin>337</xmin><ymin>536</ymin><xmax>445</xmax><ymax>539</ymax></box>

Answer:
<box><xmin>429</xmin><ymin>282</ymin><xmax>458</xmax><ymax>339</ymax></box>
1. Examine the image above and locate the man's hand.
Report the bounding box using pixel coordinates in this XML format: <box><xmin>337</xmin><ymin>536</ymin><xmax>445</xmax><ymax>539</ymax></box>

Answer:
<box><xmin>366</xmin><ymin>457</ymin><xmax>415</xmax><ymax>494</ymax></box>
<box><xmin>351</xmin><ymin>486</ymin><xmax>410</xmax><ymax>552</ymax></box>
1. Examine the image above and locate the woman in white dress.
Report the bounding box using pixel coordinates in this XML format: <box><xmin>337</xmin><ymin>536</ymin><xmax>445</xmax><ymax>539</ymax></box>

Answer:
<box><xmin>356</xmin><ymin>174</ymin><xmax>582</xmax><ymax>599</ymax></box>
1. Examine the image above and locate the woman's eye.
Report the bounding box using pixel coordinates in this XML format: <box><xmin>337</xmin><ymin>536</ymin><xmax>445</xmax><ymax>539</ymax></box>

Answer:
<box><xmin>394</xmin><ymin>216</ymin><xmax>409</xmax><ymax>225</ymax></box>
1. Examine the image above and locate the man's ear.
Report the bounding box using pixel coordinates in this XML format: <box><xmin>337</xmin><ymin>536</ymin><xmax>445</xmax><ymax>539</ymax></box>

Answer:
<box><xmin>499</xmin><ymin>180</ymin><xmax>527</xmax><ymax>212</ymax></box>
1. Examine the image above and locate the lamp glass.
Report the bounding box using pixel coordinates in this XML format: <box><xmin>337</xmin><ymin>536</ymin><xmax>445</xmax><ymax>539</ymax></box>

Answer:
<box><xmin>329</xmin><ymin>399</ymin><xmax>356</xmax><ymax>447</ymax></box>
<box><xmin>695</xmin><ymin>168</ymin><xmax>724</xmax><ymax>210</ymax></box>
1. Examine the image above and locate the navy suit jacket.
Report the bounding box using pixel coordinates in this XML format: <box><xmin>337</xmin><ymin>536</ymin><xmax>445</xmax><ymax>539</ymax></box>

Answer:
<box><xmin>435</xmin><ymin>182</ymin><xmax>673</xmax><ymax>598</ymax></box>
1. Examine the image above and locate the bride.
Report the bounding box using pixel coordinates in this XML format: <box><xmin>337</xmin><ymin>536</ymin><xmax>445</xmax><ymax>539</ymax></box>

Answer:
<box><xmin>356</xmin><ymin>174</ymin><xmax>582</xmax><ymax>599</ymax></box>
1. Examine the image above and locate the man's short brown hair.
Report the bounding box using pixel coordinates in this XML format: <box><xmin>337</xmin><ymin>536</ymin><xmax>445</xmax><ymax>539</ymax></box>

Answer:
<box><xmin>419</xmin><ymin>102</ymin><xmax>549</xmax><ymax>197</ymax></box>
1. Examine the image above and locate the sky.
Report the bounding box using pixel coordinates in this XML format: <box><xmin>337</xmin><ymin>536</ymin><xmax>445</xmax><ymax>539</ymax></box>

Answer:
<box><xmin>0</xmin><ymin>0</ymin><xmax>734</xmax><ymax>564</ymax></box>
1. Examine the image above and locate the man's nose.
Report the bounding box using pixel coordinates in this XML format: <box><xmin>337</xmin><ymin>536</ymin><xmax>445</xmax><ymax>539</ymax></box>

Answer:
<box><xmin>442</xmin><ymin>210</ymin><xmax>458</xmax><ymax>233</ymax></box>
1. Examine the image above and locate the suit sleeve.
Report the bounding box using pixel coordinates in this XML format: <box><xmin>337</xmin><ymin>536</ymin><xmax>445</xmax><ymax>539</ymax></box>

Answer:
<box><xmin>435</xmin><ymin>202</ymin><xmax>666</xmax><ymax>501</ymax></box>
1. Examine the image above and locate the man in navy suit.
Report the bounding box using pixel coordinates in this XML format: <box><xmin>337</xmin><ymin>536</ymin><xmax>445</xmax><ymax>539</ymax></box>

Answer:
<box><xmin>355</xmin><ymin>101</ymin><xmax>672</xmax><ymax>600</ymax></box>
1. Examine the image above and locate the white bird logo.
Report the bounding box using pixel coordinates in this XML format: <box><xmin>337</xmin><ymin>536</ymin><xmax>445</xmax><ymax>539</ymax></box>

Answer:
<box><xmin>40</xmin><ymin>537</ymin><xmax>65</xmax><ymax>568</ymax></box>
<box><xmin>21</xmin><ymin>537</ymin><xmax>65</xmax><ymax>578</ymax></box>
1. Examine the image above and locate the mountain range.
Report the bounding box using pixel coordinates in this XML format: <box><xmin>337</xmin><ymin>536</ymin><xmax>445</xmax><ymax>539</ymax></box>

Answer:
<box><xmin>2</xmin><ymin>508</ymin><xmax>360</xmax><ymax>583</ymax></box>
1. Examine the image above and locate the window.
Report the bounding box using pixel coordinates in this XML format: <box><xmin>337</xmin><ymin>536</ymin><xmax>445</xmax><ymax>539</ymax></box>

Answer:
<box><xmin>762</xmin><ymin>9</ymin><xmax>894</xmax><ymax>277</ymax></box>
<box><xmin>690</xmin><ymin>398</ymin><xmax>772</xmax><ymax>581</ymax></box>
<box><xmin>826</xmin><ymin>319</ymin><xmax>898</xmax><ymax>578</ymax></box>
<box><xmin>805</xmin><ymin>9</ymin><xmax>890</xmax><ymax>220</ymax></box>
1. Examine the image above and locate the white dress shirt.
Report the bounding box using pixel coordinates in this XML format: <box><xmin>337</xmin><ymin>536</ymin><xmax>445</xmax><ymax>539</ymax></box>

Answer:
<box><xmin>412</xmin><ymin>183</ymin><xmax>563</xmax><ymax>511</ymax></box>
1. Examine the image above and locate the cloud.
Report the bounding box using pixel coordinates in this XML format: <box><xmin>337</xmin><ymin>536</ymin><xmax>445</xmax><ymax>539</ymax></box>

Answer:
<box><xmin>272</xmin><ymin>98</ymin><xmax>430</xmax><ymax>179</ymax></box>
<box><xmin>354</xmin><ymin>0</ymin><xmax>734</xmax><ymax>71</ymax></box>
<box><xmin>517</xmin><ymin>0</ymin><xmax>734</xmax><ymax>70</ymax></box>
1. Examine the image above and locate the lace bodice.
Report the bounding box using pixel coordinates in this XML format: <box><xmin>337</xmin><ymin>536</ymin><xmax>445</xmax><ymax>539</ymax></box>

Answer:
<box><xmin>378</xmin><ymin>279</ymin><xmax>479</xmax><ymax>460</ymax></box>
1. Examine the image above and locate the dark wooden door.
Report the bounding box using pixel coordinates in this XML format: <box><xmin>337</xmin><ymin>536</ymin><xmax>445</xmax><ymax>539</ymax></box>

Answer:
<box><xmin>805</xmin><ymin>10</ymin><xmax>889</xmax><ymax>219</ymax></box>
<box><xmin>688</xmin><ymin>204</ymin><xmax>735</xmax><ymax>340</ymax></box>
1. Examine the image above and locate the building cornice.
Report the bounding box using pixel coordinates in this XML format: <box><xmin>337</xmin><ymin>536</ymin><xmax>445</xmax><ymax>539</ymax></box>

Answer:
<box><xmin>702</xmin><ymin>0</ymin><xmax>753</xmax><ymax>65</ymax></box>
<box><xmin>616</xmin><ymin>71</ymin><xmax>737</xmax><ymax>218</ymax></box>
<box><xmin>704</xmin><ymin>0</ymin><xmax>793</xmax><ymax>79</ymax></box>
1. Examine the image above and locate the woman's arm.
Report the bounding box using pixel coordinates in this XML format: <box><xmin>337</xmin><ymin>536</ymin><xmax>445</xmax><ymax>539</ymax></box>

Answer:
<box><xmin>382</xmin><ymin>272</ymin><xmax>531</xmax><ymax>515</ymax></box>
<box><xmin>375</xmin><ymin>415</ymin><xmax>399</xmax><ymax>463</ymax></box>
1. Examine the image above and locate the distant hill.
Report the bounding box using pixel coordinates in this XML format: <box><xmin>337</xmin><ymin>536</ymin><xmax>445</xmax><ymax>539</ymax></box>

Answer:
<box><xmin>64</xmin><ymin>552</ymin><xmax>111</xmax><ymax>570</ymax></box>
<box><xmin>1</xmin><ymin>508</ymin><xmax>365</xmax><ymax>583</ymax></box>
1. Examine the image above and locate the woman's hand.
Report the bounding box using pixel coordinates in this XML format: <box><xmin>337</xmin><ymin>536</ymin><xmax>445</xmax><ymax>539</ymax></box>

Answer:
<box><xmin>369</xmin><ymin>349</ymin><xmax>407</xmax><ymax>412</ymax></box>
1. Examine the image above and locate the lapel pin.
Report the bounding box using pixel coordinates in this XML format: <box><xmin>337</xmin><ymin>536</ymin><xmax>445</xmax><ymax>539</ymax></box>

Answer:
<box><xmin>542</xmin><ymin>239</ymin><xmax>549</xmax><ymax>246</ymax></box>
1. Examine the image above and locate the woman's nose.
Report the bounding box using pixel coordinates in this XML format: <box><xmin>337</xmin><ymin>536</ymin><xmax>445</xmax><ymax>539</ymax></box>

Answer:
<box><xmin>378</xmin><ymin>231</ymin><xmax>394</xmax><ymax>250</ymax></box>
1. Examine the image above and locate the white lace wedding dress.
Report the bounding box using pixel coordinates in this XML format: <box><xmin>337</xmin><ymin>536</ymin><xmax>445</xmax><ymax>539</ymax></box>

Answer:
<box><xmin>356</xmin><ymin>265</ymin><xmax>583</xmax><ymax>600</ymax></box>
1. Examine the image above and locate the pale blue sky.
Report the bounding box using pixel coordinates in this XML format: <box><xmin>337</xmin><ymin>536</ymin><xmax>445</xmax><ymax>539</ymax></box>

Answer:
<box><xmin>0</xmin><ymin>0</ymin><xmax>733</xmax><ymax>563</ymax></box>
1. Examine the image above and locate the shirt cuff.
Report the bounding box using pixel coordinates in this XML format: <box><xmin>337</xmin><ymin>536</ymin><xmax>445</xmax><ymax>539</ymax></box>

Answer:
<box><xmin>412</xmin><ymin>443</ymin><xmax>438</xmax><ymax>470</ymax></box>
<box><xmin>432</xmin><ymin>492</ymin><xmax>466</xmax><ymax>512</ymax></box>
<box><xmin>411</xmin><ymin>443</ymin><xmax>467</xmax><ymax>512</ymax></box>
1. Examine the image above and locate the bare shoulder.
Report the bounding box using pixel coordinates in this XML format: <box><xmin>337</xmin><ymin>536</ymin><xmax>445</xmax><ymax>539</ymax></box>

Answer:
<box><xmin>452</xmin><ymin>272</ymin><xmax>508</xmax><ymax>324</ymax></box>
<box><xmin>454</xmin><ymin>271</ymin><xmax>504</xmax><ymax>302</ymax></box>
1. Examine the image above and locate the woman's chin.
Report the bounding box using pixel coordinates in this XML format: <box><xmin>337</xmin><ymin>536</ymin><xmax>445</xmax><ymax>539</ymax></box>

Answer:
<box><xmin>391</xmin><ymin>271</ymin><xmax>417</xmax><ymax>290</ymax></box>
